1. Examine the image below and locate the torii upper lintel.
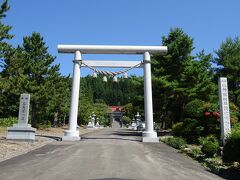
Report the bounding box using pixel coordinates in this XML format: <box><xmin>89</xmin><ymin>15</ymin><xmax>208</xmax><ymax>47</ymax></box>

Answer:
<box><xmin>58</xmin><ymin>44</ymin><xmax>167</xmax><ymax>54</ymax></box>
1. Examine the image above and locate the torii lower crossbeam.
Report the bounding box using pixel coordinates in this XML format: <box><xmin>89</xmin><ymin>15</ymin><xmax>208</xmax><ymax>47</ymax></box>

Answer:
<box><xmin>81</xmin><ymin>60</ymin><xmax>143</xmax><ymax>68</ymax></box>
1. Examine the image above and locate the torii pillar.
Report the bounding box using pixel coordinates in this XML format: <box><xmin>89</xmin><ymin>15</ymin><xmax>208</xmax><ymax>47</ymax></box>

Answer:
<box><xmin>142</xmin><ymin>52</ymin><xmax>158</xmax><ymax>142</ymax></box>
<box><xmin>58</xmin><ymin>45</ymin><xmax>167</xmax><ymax>142</ymax></box>
<box><xmin>62</xmin><ymin>51</ymin><xmax>81</xmax><ymax>141</ymax></box>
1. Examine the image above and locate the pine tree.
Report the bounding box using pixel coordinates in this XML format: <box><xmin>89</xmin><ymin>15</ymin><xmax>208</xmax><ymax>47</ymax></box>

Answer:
<box><xmin>45</xmin><ymin>75</ymin><xmax>71</xmax><ymax>126</ymax></box>
<box><xmin>0</xmin><ymin>0</ymin><xmax>14</xmax><ymax>117</ymax></box>
<box><xmin>0</xmin><ymin>0</ymin><xmax>13</xmax><ymax>61</ymax></box>
<box><xmin>152</xmin><ymin>28</ymin><xmax>216</xmax><ymax>126</ymax></box>
<box><xmin>1</xmin><ymin>32</ymin><xmax>62</xmax><ymax>126</ymax></box>
<box><xmin>18</xmin><ymin>32</ymin><xmax>60</xmax><ymax>127</ymax></box>
<box><xmin>0</xmin><ymin>47</ymin><xmax>28</xmax><ymax>116</ymax></box>
<box><xmin>214</xmin><ymin>37</ymin><xmax>240</xmax><ymax>106</ymax></box>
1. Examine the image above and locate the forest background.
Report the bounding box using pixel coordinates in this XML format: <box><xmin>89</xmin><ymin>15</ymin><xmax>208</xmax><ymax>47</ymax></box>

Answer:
<box><xmin>1</xmin><ymin>0</ymin><xmax>240</xmax><ymax>129</ymax></box>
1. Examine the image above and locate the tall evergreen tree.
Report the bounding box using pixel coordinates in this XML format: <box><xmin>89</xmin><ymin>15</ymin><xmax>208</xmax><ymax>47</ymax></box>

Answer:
<box><xmin>214</xmin><ymin>37</ymin><xmax>240</xmax><ymax>106</ymax></box>
<box><xmin>0</xmin><ymin>47</ymin><xmax>28</xmax><ymax>116</ymax></box>
<box><xmin>0</xmin><ymin>0</ymin><xmax>13</xmax><ymax>62</ymax></box>
<box><xmin>20</xmin><ymin>32</ymin><xmax>60</xmax><ymax>127</ymax></box>
<box><xmin>0</xmin><ymin>0</ymin><xmax>14</xmax><ymax>116</ymax></box>
<box><xmin>152</xmin><ymin>28</ymin><xmax>216</xmax><ymax>126</ymax></box>
<box><xmin>45</xmin><ymin>75</ymin><xmax>71</xmax><ymax>126</ymax></box>
<box><xmin>1</xmin><ymin>32</ymin><xmax>63</xmax><ymax>127</ymax></box>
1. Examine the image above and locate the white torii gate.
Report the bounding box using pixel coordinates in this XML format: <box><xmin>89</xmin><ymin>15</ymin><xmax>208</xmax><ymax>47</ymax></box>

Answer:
<box><xmin>58</xmin><ymin>45</ymin><xmax>167</xmax><ymax>142</ymax></box>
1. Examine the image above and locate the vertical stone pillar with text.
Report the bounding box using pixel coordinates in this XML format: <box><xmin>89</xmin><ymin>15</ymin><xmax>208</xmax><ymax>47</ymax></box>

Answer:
<box><xmin>7</xmin><ymin>94</ymin><xmax>36</xmax><ymax>141</ymax></box>
<box><xmin>218</xmin><ymin>77</ymin><xmax>231</xmax><ymax>145</ymax></box>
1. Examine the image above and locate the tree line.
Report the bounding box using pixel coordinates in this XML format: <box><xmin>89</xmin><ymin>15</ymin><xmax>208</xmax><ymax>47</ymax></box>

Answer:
<box><xmin>0</xmin><ymin>0</ymin><xmax>71</xmax><ymax>127</ymax></box>
<box><xmin>1</xmin><ymin>0</ymin><xmax>240</xmax><ymax>128</ymax></box>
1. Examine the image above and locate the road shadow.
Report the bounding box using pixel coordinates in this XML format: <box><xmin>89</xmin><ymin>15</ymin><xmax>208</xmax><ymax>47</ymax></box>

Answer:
<box><xmin>81</xmin><ymin>137</ymin><xmax>141</xmax><ymax>142</ymax></box>
<box><xmin>81</xmin><ymin>128</ymin><xmax>142</xmax><ymax>142</ymax></box>
<box><xmin>90</xmin><ymin>178</ymin><xmax>135</xmax><ymax>180</ymax></box>
<box><xmin>35</xmin><ymin>129</ymin><xmax>171</xmax><ymax>142</ymax></box>
<box><xmin>36</xmin><ymin>134</ymin><xmax>62</xmax><ymax>141</ymax></box>
<box><xmin>112</xmin><ymin>129</ymin><xmax>142</xmax><ymax>137</ymax></box>
<box><xmin>113</xmin><ymin>128</ymin><xmax>172</xmax><ymax>137</ymax></box>
<box><xmin>156</xmin><ymin>129</ymin><xmax>172</xmax><ymax>136</ymax></box>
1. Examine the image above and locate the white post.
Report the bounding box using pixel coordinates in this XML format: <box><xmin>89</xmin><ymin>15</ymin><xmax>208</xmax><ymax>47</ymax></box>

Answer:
<box><xmin>142</xmin><ymin>52</ymin><xmax>158</xmax><ymax>142</ymax></box>
<box><xmin>62</xmin><ymin>51</ymin><xmax>81</xmax><ymax>141</ymax></box>
<box><xmin>218</xmin><ymin>77</ymin><xmax>231</xmax><ymax>145</ymax></box>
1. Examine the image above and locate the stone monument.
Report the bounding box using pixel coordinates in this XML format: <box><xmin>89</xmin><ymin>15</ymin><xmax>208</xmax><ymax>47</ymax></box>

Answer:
<box><xmin>131</xmin><ymin>118</ymin><xmax>137</xmax><ymax>130</ymax></box>
<box><xmin>87</xmin><ymin>115</ymin><xmax>94</xmax><ymax>128</ymax></box>
<box><xmin>218</xmin><ymin>77</ymin><xmax>231</xmax><ymax>145</ymax></box>
<box><xmin>7</xmin><ymin>94</ymin><xmax>36</xmax><ymax>141</ymax></box>
<box><xmin>95</xmin><ymin>121</ymin><xmax>101</xmax><ymax>128</ymax></box>
<box><xmin>87</xmin><ymin>121</ymin><xmax>94</xmax><ymax>128</ymax></box>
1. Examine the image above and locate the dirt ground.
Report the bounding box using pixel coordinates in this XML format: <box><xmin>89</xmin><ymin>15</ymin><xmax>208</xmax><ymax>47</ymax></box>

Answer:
<box><xmin>0</xmin><ymin>126</ymin><xmax>97</xmax><ymax>162</ymax></box>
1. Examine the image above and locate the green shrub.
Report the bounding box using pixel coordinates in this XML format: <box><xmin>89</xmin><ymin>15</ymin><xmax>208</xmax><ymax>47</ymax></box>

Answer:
<box><xmin>38</xmin><ymin>124</ymin><xmax>51</xmax><ymax>129</ymax></box>
<box><xmin>223</xmin><ymin>127</ymin><xmax>240</xmax><ymax>163</ymax></box>
<box><xmin>191</xmin><ymin>147</ymin><xmax>202</xmax><ymax>159</ymax></box>
<box><xmin>201</xmin><ymin>136</ymin><xmax>219</xmax><ymax>158</ymax></box>
<box><xmin>182</xmin><ymin>118</ymin><xmax>204</xmax><ymax>143</ymax></box>
<box><xmin>183</xmin><ymin>100</ymin><xmax>222</xmax><ymax>139</ymax></box>
<box><xmin>198</xmin><ymin>135</ymin><xmax>218</xmax><ymax>146</ymax></box>
<box><xmin>172</xmin><ymin>122</ymin><xmax>183</xmax><ymax>137</ymax></box>
<box><xmin>229</xmin><ymin>103</ymin><xmax>239</xmax><ymax>125</ymax></box>
<box><xmin>198</xmin><ymin>136</ymin><xmax>206</xmax><ymax>145</ymax></box>
<box><xmin>203</xmin><ymin>102</ymin><xmax>219</xmax><ymax>112</ymax></box>
<box><xmin>122</xmin><ymin>116</ymin><xmax>131</xmax><ymax>126</ymax></box>
<box><xmin>162</xmin><ymin>137</ymin><xmax>187</xmax><ymax>150</ymax></box>
<box><xmin>38</xmin><ymin>120</ymin><xmax>51</xmax><ymax>129</ymax></box>
<box><xmin>172</xmin><ymin>119</ymin><xmax>204</xmax><ymax>143</ymax></box>
<box><xmin>203</xmin><ymin>157</ymin><xmax>222</xmax><ymax>174</ymax></box>
<box><xmin>232</xmin><ymin>122</ymin><xmax>240</xmax><ymax>129</ymax></box>
<box><xmin>184</xmin><ymin>99</ymin><xmax>205</xmax><ymax>119</ymax></box>
<box><xmin>0</xmin><ymin>117</ymin><xmax>17</xmax><ymax>127</ymax></box>
<box><xmin>99</xmin><ymin>116</ymin><xmax>110</xmax><ymax>127</ymax></box>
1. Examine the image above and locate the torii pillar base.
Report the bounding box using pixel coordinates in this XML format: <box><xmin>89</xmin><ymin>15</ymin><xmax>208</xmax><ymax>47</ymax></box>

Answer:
<box><xmin>142</xmin><ymin>131</ymin><xmax>159</xmax><ymax>142</ymax></box>
<box><xmin>62</xmin><ymin>130</ymin><xmax>80</xmax><ymax>141</ymax></box>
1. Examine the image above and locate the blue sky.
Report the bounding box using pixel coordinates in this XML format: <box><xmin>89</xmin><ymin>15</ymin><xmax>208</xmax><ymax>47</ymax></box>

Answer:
<box><xmin>5</xmin><ymin>0</ymin><xmax>240</xmax><ymax>76</ymax></box>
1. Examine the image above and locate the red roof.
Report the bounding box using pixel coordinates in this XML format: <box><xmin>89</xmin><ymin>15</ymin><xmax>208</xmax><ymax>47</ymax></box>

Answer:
<box><xmin>109</xmin><ymin>106</ymin><xmax>123</xmax><ymax>112</ymax></box>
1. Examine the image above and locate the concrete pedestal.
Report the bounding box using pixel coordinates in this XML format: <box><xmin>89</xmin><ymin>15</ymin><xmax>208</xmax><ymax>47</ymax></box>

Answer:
<box><xmin>62</xmin><ymin>130</ymin><xmax>80</xmax><ymax>141</ymax></box>
<box><xmin>87</xmin><ymin>122</ymin><xmax>95</xmax><ymax>129</ymax></box>
<box><xmin>142</xmin><ymin>131</ymin><xmax>159</xmax><ymax>142</ymax></box>
<box><xmin>87</xmin><ymin>126</ymin><xmax>95</xmax><ymax>129</ymax></box>
<box><xmin>7</xmin><ymin>124</ymin><xmax>36</xmax><ymax>141</ymax></box>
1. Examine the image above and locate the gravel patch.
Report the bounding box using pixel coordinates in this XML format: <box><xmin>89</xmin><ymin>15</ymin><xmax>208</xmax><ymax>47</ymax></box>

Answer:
<box><xmin>0</xmin><ymin>126</ymin><xmax>99</xmax><ymax>162</ymax></box>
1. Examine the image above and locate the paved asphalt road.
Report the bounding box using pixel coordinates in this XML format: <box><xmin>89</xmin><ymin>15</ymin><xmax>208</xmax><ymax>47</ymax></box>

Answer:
<box><xmin>0</xmin><ymin>128</ymin><xmax>223</xmax><ymax>180</ymax></box>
